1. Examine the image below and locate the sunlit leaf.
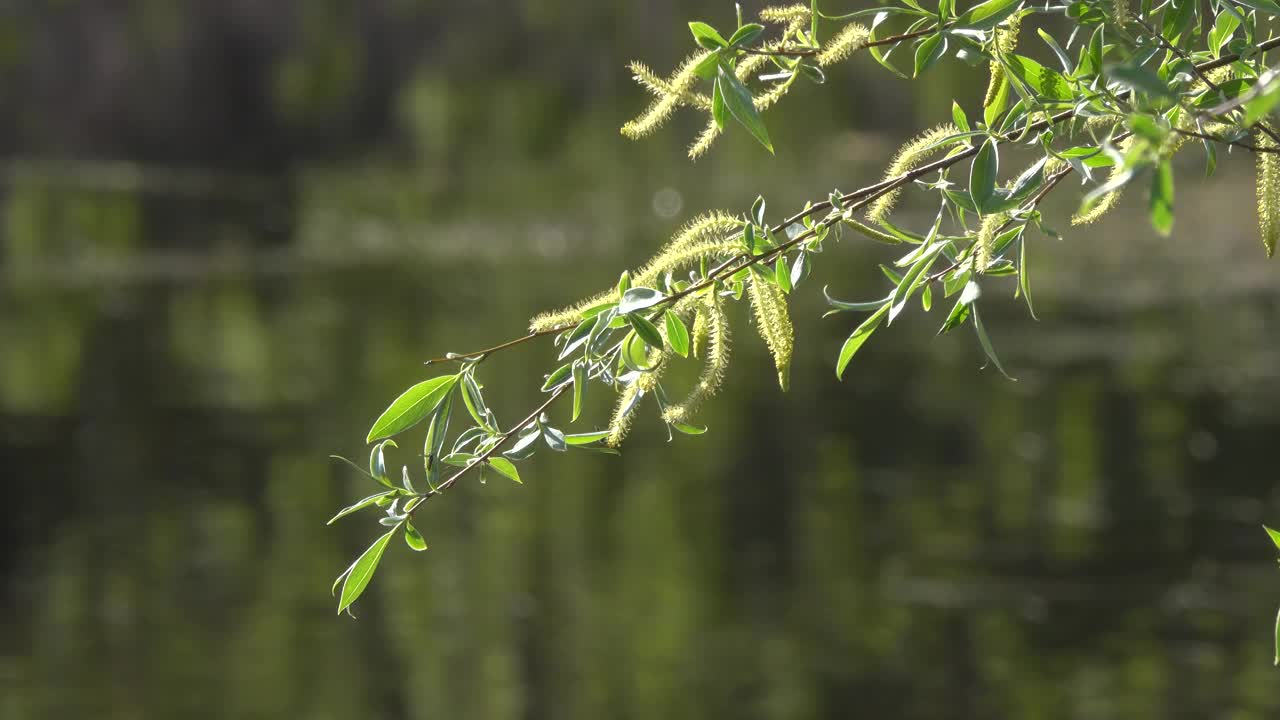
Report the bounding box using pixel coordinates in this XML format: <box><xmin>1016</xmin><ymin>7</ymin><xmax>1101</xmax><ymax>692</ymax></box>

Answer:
<box><xmin>367</xmin><ymin>375</ymin><xmax>458</xmax><ymax>443</ymax></box>
<box><xmin>337</xmin><ymin>527</ymin><xmax>397</xmax><ymax>614</ymax></box>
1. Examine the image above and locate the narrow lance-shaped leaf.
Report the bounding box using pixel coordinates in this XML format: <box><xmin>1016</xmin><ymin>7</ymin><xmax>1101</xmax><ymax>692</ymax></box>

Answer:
<box><xmin>971</xmin><ymin>305</ymin><xmax>1014</xmax><ymax>380</ymax></box>
<box><xmin>836</xmin><ymin>303</ymin><xmax>890</xmax><ymax>380</ymax></box>
<box><xmin>971</xmin><ymin>138</ymin><xmax>999</xmax><ymax>212</ymax></box>
<box><xmin>664</xmin><ymin>311</ymin><xmax>690</xmax><ymax>357</ymax></box>
<box><xmin>716</xmin><ymin>64</ymin><xmax>774</xmax><ymax>153</ymax></box>
<box><xmin>337</xmin><ymin>527</ymin><xmax>398</xmax><ymax>614</ymax></box>
<box><xmin>1149</xmin><ymin>160</ymin><xmax>1174</xmax><ymax>236</ymax></box>
<box><xmin>571</xmin><ymin>362</ymin><xmax>586</xmax><ymax>421</ymax></box>
<box><xmin>367</xmin><ymin>375</ymin><xmax>458</xmax><ymax>443</ymax></box>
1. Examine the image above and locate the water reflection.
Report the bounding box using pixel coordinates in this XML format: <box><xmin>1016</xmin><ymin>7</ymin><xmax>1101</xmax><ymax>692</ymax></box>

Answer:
<box><xmin>2</xmin><ymin>163</ymin><xmax>1278</xmax><ymax>719</ymax></box>
<box><xmin>2</xmin><ymin>2</ymin><xmax>1280</xmax><ymax>714</ymax></box>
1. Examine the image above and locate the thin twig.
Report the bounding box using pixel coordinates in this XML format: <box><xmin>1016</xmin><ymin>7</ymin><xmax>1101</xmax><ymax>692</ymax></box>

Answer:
<box><xmin>424</xmin><ymin>327</ymin><xmax>563</xmax><ymax>365</ymax></box>
<box><xmin>742</xmin><ymin>24</ymin><xmax>941</xmax><ymax>57</ymax></box>
<box><xmin>1134</xmin><ymin>17</ymin><xmax>1280</xmax><ymax>146</ymax></box>
<box><xmin>412</xmin><ymin>384</ymin><xmax>570</xmax><ymax>507</ymax></box>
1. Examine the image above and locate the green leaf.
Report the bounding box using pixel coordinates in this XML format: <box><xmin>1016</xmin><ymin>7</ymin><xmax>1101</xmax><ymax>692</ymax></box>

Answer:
<box><xmin>1244</xmin><ymin>75</ymin><xmax>1280</xmax><ymax>126</ymax></box>
<box><xmin>487</xmin><ymin>457</ymin><xmax>522</xmax><ymax>484</ymax></box>
<box><xmin>1148</xmin><ymin>160</ymin><xmax>1175</xmax><ymax>236</ymax></box>
<box><xmin>571</xmin><ymin>362</ymin><xmax>586</xmax><ymax>421</ymax></box>
<box><xmin>939</xmin><ymin>295</ymin><xmax>973</xmax><ymax>334</ymax></box>
<box><xmin>461</xmin><ymin>373</ymin><xmax>492</xmax><ymax>430</ymax></box>
<box><xmin>543</xmin><ymin>425</ymin><xmax>568</xmax><ymax>452</ymax></box>
<box><xmin>1230</xmin><ymin>0</ymin><xmax>1280</xmax><ymax>15</ymax></box>
<box><xmin>960</xmin><ymin>0</ymin><xmax>1022</xmax><ymax>27</ymax></box>
<box><xmin>423</xmin><ymin>394</ymin><xmax>453</xmax><ymax>486</ymax></box>
<box><xmin>367</xmin><ymin>375</ymin><xmax>458</xmax><ymax>443</ymax></box>
<box><xmin>836</xmin><ymin>303</ymin><xmax>889</xmax><ymax>379</ymax></box>
<box><xmin>565</xmin><ymin>430</ymin><xmax>611</xmax><ymax>445</ymax></box>
<box><xmin>1274</xmin><ymin>605</ymin><xmax>1279</xmax><ymax>667</ymax></box>
<box><xmin>337</xmin><ymin>527</ymin><xmax>397</xmax><ymax>614</ymax></box>
<box><xmin>711</xmin><ymin>78</ymin><xmax>727</xmax><ymax>130</ymax></box>
<box><xmin>618</xmin><ymin>287</ymin><xmax>666</xmax><ymax>314</ymax></box>
<box><xmin>775</xmin><ymin>256</ymin><xmax>793</xmax><ymax>293</ymax></box>
<box><xmin>621</xmin><ymin>331</ymin><xmax>656</xmax><ymax>372</ymax></box>
<box><xmin>671</xmin><ymin>422</ymin><xmax>708</xmax><ymax>435</ymax></box>
<box><xmin>952</xmin><ymin>100</ymin><xmax>970</xmax><ymax>132</ymax></box>
<box><xmin>541</xmin><ymin>362</ymin><xmax>573</xmax><ymax>391</ymax></box>
<box><xmin>1104</xmin><ymin>64</ymin><xmax>1177</xmax><ymax>101</ymax></box>
<box><xmin>1265</xmin><ymin>525</ymin><xmax>1280</xmax><ymax>551</ymax></box>
<box><xmin>727</xmin><ymin>23</ymin><xmax>765</xmax><ymax>47</ymax></box>
<box><xmin>664</xmin><ymin>311</ymin><xmax>690</xmax><ymax>357</ymax></box>
<box><xmin>717</xmin><ymin>64</ymin><xmax>774</xmax><ymax>154</ymax></box>
<box><xmin>617</xmin><ymin>270</ymin><xmax>632</xmax><ymax>296</ymax></box>
<box><xmin>971</xmin><ymin>305</ymin><xmax>1014</xmax><ymax>379</ymax></box>
<box><xmin>369</xmin><ymin>440</ymin><xmax>398</xmax><ymax>489</ymax></box>
<box><xmin>628</xmin><ymin>313</ymin><xmax>665</xmax><ymax>349</ymax></box>
<box><xmin>970</xmin><ymin>138</ymin><xmax>999</xmax><ymax>212</ymax></box>
<box><xmin>1003</xmin><ymin>53</ymin><xmax>1074</xmax><ymax>101</ymax></box>
<box><xmin>689</xmin><ymin>21</ymin><xmax>729</xmax><ymax>49</ymax></box>
<box><xmin>327</xmin><ymin>490</ymin><xmax>396</xmax><ymax>525</ymax></box>
<box><xmin>913</xmin><ymin>33</ymin><xmax>945</xmax><ymax>77</ymax></box>
<box><xmin>1018</xmin><ymin>236</ymin><xmax>1037</xmax><ymax>320</ymax></box>
<box><xmin>404</xmin><ymin>522</ymin><xmax>428</xmax><ymax>552</ymax></box>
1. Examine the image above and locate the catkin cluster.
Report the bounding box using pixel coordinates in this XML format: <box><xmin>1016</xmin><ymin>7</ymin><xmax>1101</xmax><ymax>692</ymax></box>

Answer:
<box><xmin>622</xmin><ymin>4</ymin><xmax>874</xmax><ymax>159</ymax></box>
<box><xmin>662</xmin><ymin>292</ymin><xmax>731</xmax><ymax>426</ymax></box>
<box><xmin>528</xmin><ymin>211</ymin><xmax>741</xmax><ymax>333</ymax></box>
<box><xmin>866</xmin><ymin>124</ymin><xmax>960</xmax><ymax>224</ymax></box>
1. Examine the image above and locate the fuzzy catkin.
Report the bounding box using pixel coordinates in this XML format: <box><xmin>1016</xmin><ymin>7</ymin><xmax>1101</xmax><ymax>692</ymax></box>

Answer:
<box><xmin>866</xmin><ymin>124</ymin><xmax>959</xmax><ymax>224</ymax></box>
<box><xmin>628</xmin><ymin>61</ymin><xmax>711</xmax><ymax>110</ymax></box>
<box><xmin>1258</xmin><ymin>134</ymin><xmax>1279</xmax><ymax>258</ymax></box>
<box><xmin>974</xmin><ymin>213</ymin><xmax>1008</xmax><ymax>271</ymax></box>
<box><xmin>1072</xmin><ymin>137</ymin><xmax>1134</xmax><ymax>226</ymax></box>
<box><xmin>747</xmin><ymin>274</ymin><xmax>794</xmax><ymax>391</ymax></box>
<box><xmin>983</xmin><ymin>16</ymin><xmax>1021</xmax><ymax>109</ymax></box>
<box><xmin>528</xmin><ymin>211</ymin><xmax>739</xmax><ymax>332</ymax></box>
<box><xmin>816</xmin><ymin>24</ymin><xmax>870</xmax><ymax>67</ymax></box>
<box><xmin>621</xmin><ymin>52</ymin><xmax>710</xmax><ymax>139</ymax></box>
<box><xmin>759</xmin><ymin>4</ymin><xmax>810</xmax><ymax>24</ymax></box>
<box><xmin>662</xmin><ymin>293</ymin><xmax>730</xmax><ymax>425</ymax></box>
<box><xmin>606</xmin><ymin>347</ymin><xmax>668</xmax><ymax>448</ymax></box>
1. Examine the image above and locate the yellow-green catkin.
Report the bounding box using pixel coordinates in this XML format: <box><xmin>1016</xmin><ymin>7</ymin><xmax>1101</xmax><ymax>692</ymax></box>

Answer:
<box><xmin>635</xmin><ymin>211</ymin><xmax>740</xmax><ymax>285</ymax></box>
<box><xmin>690</xmin><ymin>304</ymin><xmax>709</xmax><ymax>358</ymax></box>
<box><xmin>607</xmin><ymin>348</ymin><xmax>668</xmax><ymax>448</ymax></box>
<box><xmin>760</xmin><ymin>4</ymin><xmax>810</xmax><ymax>24</ymax></box>
<box><xmin>1257</xmin><ymin>134</ymin><xmax>1279</xmax><ymax>258</ymax></box>
<box><xmin>747</xmin><ymin>274</ymin><xmax>794</xmax><ymax>391</ymax></box>
<box><xmin>622</xmin><ymin>51</ymin><xmax>711</xmax><ymax>139</ymax></box>
<box><xmin>628</xmin><ymin>61</ymin><xmax>711</xmax><ymax>110</ymax></box>
<box><xmin>816</xmin><ymin>24</ymin><xmax>870</xmax><ymax>67</ymax></box>
<box><xmin>974</xmin><ymin>213</ymin><xmax>1008</xmax><ymax>271</ymax></box>
<box><xmin>528</xmin><ymin>212</ymin><xmax>739</xmax><ymax>332</ymax></box>
<box><xmin>663</xmin><ymin>293</ymin><xmax>730</xmax><ymax>425</ymax></box>
<box><xmin>1109</xmin><ymin>0</ymin><xmax>1131</xmax><ymax>26</ymax></box>
<box><xmin>866</xmin><ymin>124</ymin><xmax>959</xmax><ymax>224</ymax></box>
<box><xmin>983</xmin><ymin>16</ymin><xmax>1021</xmax><ymax>106</ymax></box>
<box><xmin>1072</xmin><ymin>137</ymin><xmax>1133</xmax><ymax>225</ymax></box>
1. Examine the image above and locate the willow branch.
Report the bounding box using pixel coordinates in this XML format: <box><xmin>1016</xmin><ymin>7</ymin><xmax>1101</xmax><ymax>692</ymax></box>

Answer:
<box><xmin>411</xmin><ymin>384</ymin><xmax>570</xmax><ymax>507</ymax></box>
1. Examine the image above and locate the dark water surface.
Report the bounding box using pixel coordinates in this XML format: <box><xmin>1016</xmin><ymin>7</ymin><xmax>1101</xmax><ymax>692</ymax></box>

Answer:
<box><xmin>2</xmin><ymin>3</ymin><xmax>1280</xmax><ymax>715</ymax></box>
<box><xmin>2</xmin><ymin>157</ymin><xmax>1278</xmax><ymax>720</ymax></box>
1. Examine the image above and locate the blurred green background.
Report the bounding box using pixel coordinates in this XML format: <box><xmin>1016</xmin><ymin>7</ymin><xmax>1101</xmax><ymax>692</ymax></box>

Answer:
<box><xmin>2</xmin><ymin>2</ymin><xmax>1279</xmax><ymax>718</ymax></box>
